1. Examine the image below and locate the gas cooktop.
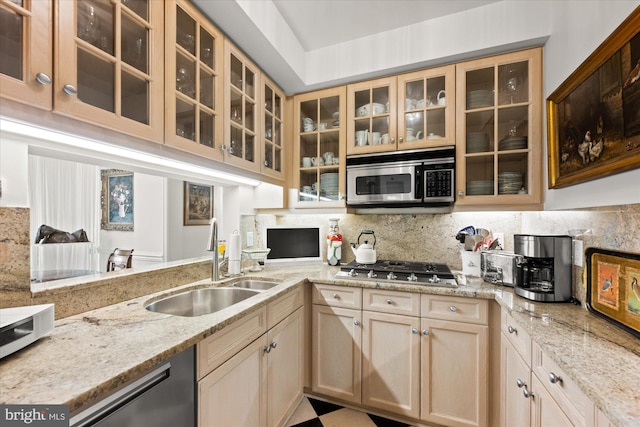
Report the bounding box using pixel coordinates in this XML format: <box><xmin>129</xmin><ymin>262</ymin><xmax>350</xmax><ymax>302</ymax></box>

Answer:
<box><xmin>336</xmin><ymin>260</ymin><xmax>457</xmax><ymax>287</ymax></box>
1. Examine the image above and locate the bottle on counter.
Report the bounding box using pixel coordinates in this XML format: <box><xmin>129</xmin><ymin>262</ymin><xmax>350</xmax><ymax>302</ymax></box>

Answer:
<box><xmin>327</xmin><ymin>218</ymin><xmax>342</xmax><ymax>266</ymax></box>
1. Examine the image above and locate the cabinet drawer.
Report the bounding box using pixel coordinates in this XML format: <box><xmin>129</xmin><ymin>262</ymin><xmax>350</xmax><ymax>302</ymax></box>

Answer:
<box><xmin>363</xmin><ymin>288</ymin><xmax>420</xmax><ymax>316</ymax></box>
<box><xmin>532</xmin><ymin>341</ymin><xmax>594</xmax><ymax>427</ymax></box>
<box><xmin>267</xmin><ymin>285</ymin><xmax>303</xmax><ymax>329</ymax></box>
<box><xmin>421</xmin><ymin>294</ymin><xmax>488</xmax><ymax>325</ymax></box>
<box><xmin>312</xmin><ymin>284</ymin><xmax>362</xmax><ymax>309</ymax></box>
<box><xmin>501</xmin><ymin>310</ymin><xmax>532</xmax><ymax>365</ymax></box>
<box><xmin>197</xmin><ymin>307</ymin><xmax>267</xmax><ymax>379</ymax></box>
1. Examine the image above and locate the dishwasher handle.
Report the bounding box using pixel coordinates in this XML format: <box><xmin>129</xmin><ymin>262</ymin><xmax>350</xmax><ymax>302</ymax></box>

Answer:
<box><xmin>70</xmin><ymin>362</ymin><xmax>171</xmax><ymax>427</ymax></box>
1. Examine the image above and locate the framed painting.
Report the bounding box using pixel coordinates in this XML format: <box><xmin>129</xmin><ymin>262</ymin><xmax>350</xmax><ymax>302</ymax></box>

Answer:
<box><xmin>547</xmin><ymin>7</ymin><xmax>640</xmax><ymax>188</ymax></box>
<box><xmin>101</xmin><ymin>169</ymin><xmax>134</xmax><ymax>231</ymax></box>
<box><xmin>586</xmin><ymin>247</ymin><xmax>640</xmax><ymax>338</ymax></box>
<box><xmin>184</xmin><ymin>182</ymin><xmax>214</xmax><ymax>226</ymax></box>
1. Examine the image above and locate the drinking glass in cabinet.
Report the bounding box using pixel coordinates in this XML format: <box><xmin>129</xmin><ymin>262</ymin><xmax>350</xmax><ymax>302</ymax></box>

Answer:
<box><xmin>176</xmin><ymin>63</ymin><xmax>195</xmax><ymax>98</ymax></box>
<box><xmin>497</xmin><ymin>106</ymin><xmax>528</xmax><ymax>151</ymax></box>
<box><xmin>78</xmin><ymin>2</ymin><xmax>114</xmax><ymax>55</ymax></box>
<box><xmin>200</xmin><ymin>28</ymin><xmax>215</xmax><ymax>69</ymax></box>
<box><xmin>499</xmin><ymin>61</ymin><xmax>528</xmax><ymax>105</ymax></box>
<box><xmin>121</xmin><ymin>13</ymin><xmax>147</xmax><ymax>73</ymax></box>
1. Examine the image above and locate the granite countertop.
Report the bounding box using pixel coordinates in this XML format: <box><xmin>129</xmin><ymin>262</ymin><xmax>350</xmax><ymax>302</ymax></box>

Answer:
<box><xmin>0</xmin><ymin>264</ymin><xmax>638</xmax><ymax>426</ymax></box>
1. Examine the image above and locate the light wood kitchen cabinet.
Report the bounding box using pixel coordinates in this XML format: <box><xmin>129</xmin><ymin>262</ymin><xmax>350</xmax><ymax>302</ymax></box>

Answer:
<box><xmin>261</xmin><ymin>74</ymin><xmax>286</xmax><ymax>180</ymax></box>
<box><xmin>501</xmin><ymin>332</ymin><xmax>532</xmax><ymax>427</ymax></box>
<box><xmin>165</xmin><ymin>0</ymin><xmax>224</xmax><ymax>161</ymax></box>
<box><xmin>55</xmin><ymin>0</ymin><xmax>164</xmax><ymax>142</ymax></box>
<box><xmin>346</xmin><ymin>65</ymin><xmax>455</xmax><ymax>155</ymax></box>
<box><xmin>292</xmin><ymin>87</ymin><xmax>346</xmax><ymax>207</ymax></box>
<box><xmin>455</xmin><ymin>47</ymin><xmax>543</xmax><ymax>209</ymax></box>
<box><xmin>361</xmin><ymin>310</ymin><xmax>421</xmax><ymax>418</ymax></box>
<box><xmin>199</xmin><ymin>292</ymin><xmax>304</xmax><ymax>427</ymax></box>
<box><xmin>0</xmin><ymin>0</ymin><xmax>53</xmax><ymax>110</ymax></box>
<box><xmin>223</xmin><ymin>40</ymin><xmax>261</xmax><ymax>172</ymax></box>
<box><xmin>421</xmin><ymin>295</ymin><xmax>489</xmax><ymax>427</ymax></box>
<box><xmin>530</xmin><ymin>373</ymin><xmax>573</xmax><ymax>427</ymax></box>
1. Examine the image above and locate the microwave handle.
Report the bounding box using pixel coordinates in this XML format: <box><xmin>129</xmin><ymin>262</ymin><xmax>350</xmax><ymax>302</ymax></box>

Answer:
<box><xmin>415</xmin><ymin>166</ymin><xmax>424</xmax><ymax>200</ymax></box>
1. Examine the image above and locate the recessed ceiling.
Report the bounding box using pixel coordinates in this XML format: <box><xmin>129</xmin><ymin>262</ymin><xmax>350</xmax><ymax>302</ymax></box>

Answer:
<box><xmin>272</xmin><ymin>0</ymin><xmax>501</xmax><ymax>51</ymax></box>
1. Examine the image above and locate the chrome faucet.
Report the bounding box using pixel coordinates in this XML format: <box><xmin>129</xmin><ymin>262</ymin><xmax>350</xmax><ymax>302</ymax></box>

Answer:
<box><xmin>207</xmin><ymin>217</ymin><xmax>221</xmax><ymax>281</ymax></box>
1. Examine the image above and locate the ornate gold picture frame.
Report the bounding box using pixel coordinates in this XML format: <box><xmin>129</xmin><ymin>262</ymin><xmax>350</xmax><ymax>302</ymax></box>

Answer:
<box><xmin>586</xmin><ymin>247</ymin><xmax>640</xmax><ymax>337</ymax></box>
<box><xmin>183</xmin><ymin>182</ymin><xmax>214</xmax><ymax>226</ymax></box>
<box><xmin>101</xmin><ymin>169</ymin><xmax>134</xmax><ymax>231</ymax></box>
<box><xmin>547</xmin><ymin>7</ymin><xmax>640</xmax><ymax>188</ymax></box>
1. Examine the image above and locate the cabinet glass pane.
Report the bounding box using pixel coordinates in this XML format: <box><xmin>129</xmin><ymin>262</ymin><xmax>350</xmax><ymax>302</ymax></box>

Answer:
<box><xmin>300</xmin><ymin>170</ymin><xmax>318</xmax><ymax>201</ymax></box>
<box><xmin>466</xmin><ymin>110</ymin><xmax>494</xmax><ymax>153</ymax></box>
<box><xmin>466</xmin><ymin>156</ymin><xmax>495</xmax><ymax>195</ymax></box>
<box><xmin>200</xmin><ymin>67</ymin><xmax>214</xmax><ymax>108</ymax></box>
<box><xmin>230</xmin><ymin>55</ymin><xmax>242</xmax><ymax>89</ymax></box>
<box><xmin>0</xmin><ymin>7</ymin><xmax>23</xmax><ymax>80</ymax></box>
<box><xmin>274</xmin><ymin>94</ymin><xmax>282</xmax><ymax>119</ymax></box>
<box><xmin>77</xmin><ymin>1</ymin><xmax>114</xmax><ymax>55</ymax></box>
<box><xmin>230</xmin><ymin>126</ymin><xmax>243</xmax><ymax>158</ymax></box>
<box><xmin>426</xmin><ymin>76</ymin><xmax>446</xmax><ymax>106</ymax></box>
<box><xmin>121</xmin><ymin>71</ymin><xmax>148</xmax><ymax>124</ymax></box>
<box><xmin>77</xmin><ymin>49</ymin><xmax>114</xmax><ymax>112</ymax></box>
<box><xmin>230</xmin><ymin>89</ymin><xmax>242</xmax><ymax>124</ymax></box>
<box><xmin>7</xmin><ymin>0</ymin><xmax>23</xmax><ymax>6</ymax></box>
<box><xmin>300</xmin><ymin>100</ymin><xmax>317</xmax><ymax>132</ymax></box>
<box><xmin>176</xmin><ymin>6</ymin><xmax>195</xmax><ymax>55</ymax></box>
<box><xmin>300</xmin><ymin>134</ymin><xmax>318</xmax><ymax>163</ymax></box>
<box><xmin>121</xmin><ymin>14</ymin><xmax>148</xmax><ymax>73</ymax></box>
<box><xmin>426</xmin><ymin>109</ymin><xmax>445</xmax><ymax>139</ymax></box>
<box><xmin>404</xmin><ymin>112</ymin><xmax>423</xmax><ymax>141</ymax></box>
<box><xmin>466</xmin><ymin>67</ymin><xmax>494</xmax><ymax>109</ymax></box>
<box><xmin>245</xmin><ymin>68</ymin><xmax>254</xmax><ymax>99</ymax></box>
<box><xmin>176</xmin><ymin>53</ymin><xmax>195</xmax><ymax>98</ymax></box>
<box><xmin>372</xmin><ymin>87</ymin><xmax>389</xmax><ymax>113</ymax></box>
<box><xmin>200</xmin><ymin>110</ymin><xmax>214</xmax><ymax>148</ymax></box>
<box><xmin>273</xmin><ymin>146</ymin><xmax>282</xmax><ymax>172</ymax></box>
<box><xmin>354</xmin><ymin>90</ymin><xmax>371</xmax><ymax>117</ymax></box>
<box><xmin>264</xmin><ymin>143</ymin><xmax>273</xmax><ymax>169</ymax></box>
<box><xmin>320</xmin><ymin>132</ymin><xmax>340</xmax><ymax>166</ymax></box>
<box><xmin>265</xmin><ymin>115</ymin><xmax>273</xmax><ymax>142</ymax></box>
<box><xmin>244</xmin><ymin>99</ymin><xmax>254</xmax><ymax>131</ymax></box>
<box><xmin>498</xmin><ymin>61</ymin><xmax>528</xmax><ymax>105</ymax></box>
<box><xmin>497</xmin><ymin>106</ymin><xmax>528</xmax><ymax>151</ymax></box>
<box><xmin>405</xmin><ymin>80</ymin><xmax>424</xmax><ymax>107</ymax></box>
<box><xmin>274</xmin><ymin>119</ymin><xmax>281</xmax><ymax>146</ymax></box>
<box><xmin>265</xmin><ymin>86</ymin><xmax>274</xmax><ymax>113</ymax></box>
<box><xmin>245</xmin><ymin>135</ymin><xmax>255</xmax><ymax>162</ymax></box>
<box><xmin>176</xmin><ymin>98</ymin><xmax>195</xmax><ymax>140</ymax></box>
<box><xmin>498</xmin><ymin>152</ymin><xmax>528</xmax><ymax>194</ymax></box>
<box><xmin>200</xmin><ymin>28</ymin><xmax>215</xmax><ymax>69</ymax></box>
<box><xmin>320</xmin><ymin>96</ymin><xmax>339</xmax><ymax>130</ymax></box>
<box><xmin>122</xmin><ymin>0</ymin><xmax>148</xmax><ymax>21</ymax></box>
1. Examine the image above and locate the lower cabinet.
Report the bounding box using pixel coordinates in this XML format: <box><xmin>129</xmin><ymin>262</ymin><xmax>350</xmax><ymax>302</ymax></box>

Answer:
<box><xmin>198</xmin><ymin>288</ymin><xmax>304</xmax><ymax>427</ymax></box>
<box><xmin>530</xmin><ymin>373</ymin><xmax>573</xmax><ymax>427</ymax></box>
<box><xmin>421</xmin><ymin>296</ymin><xmax>489</xmax><ymax>427</ymax></box>
<box><xmin>501</xmin><ymin>334</ymin><xmax>532</xmax><ymax>427</ymax></box>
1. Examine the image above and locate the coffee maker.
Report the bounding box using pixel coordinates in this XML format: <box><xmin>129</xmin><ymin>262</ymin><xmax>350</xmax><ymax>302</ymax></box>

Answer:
<box><xmin>513</xmin><ymin>234</ymin><xmax>572</xmax><ymax>302</ymax></box>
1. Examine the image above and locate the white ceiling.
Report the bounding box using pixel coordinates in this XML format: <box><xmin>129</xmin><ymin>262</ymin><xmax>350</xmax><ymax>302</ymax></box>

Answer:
<box><xmin>271</xmin><ymin>0</ymin><xmax>500</xmax><ymax>51</ymax></box>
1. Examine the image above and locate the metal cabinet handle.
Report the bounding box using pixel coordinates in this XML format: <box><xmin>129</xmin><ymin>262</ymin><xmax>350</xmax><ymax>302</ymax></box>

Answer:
<box><xmin>332</xmin><ymin>293</ymin><xmax>339</xmax><ymax>299</ymax></box>
<box><xmin>548</xmin><ymin>372</ymin><xmax>562</xmax><ymax>384</ymax></box>
<box><xmin>354</xmin><ymin>319</ymin><xmax>360</xmax><ymax>326</ymax></box>
<box><xmin>412</xmin><ymin>328</ymin><xmax>418</xmax><ymax>334</ymax></box>
<box><xmin>516</xmin><ymin>379</ymin><xmax>526</xmax><ymax>388</ymax></box>
<box><xmin>270</xmin><ymin>341</ymin><xmax>277</xmax><ymax>349</ymax></box>
<box><xmin>386</xmin><ymin>299</ymin><xmax>393</xmax><ymax>305</ymax></box>
<box><xmin>62</xmin><ymin>84</ymin><xmax>77</xmax><ymax>95</ymax></box>
<box><xmin>35</xmin><ymin>72</ymin><xmax>51</xmax><ymax>86</ymax></box>
<box><xmin>457</xmin><ymin>190</ymin><xmax>464</xmax><ymax>197</ymax></box>
<box><xmin>522</xmin><ymin>388</ymin><xmax>534</xmax><ymax>399</ymax></box>
<box><xmin>422</xmin><ymin>329</ymin><xmax>429</xmax><ymax>335</ymax></box>
<box><xmin>508</xmin><ymin>325</ymin><xmax>517</xmax><ymax>334</ymax></box>
<box><xmin>449</xmin><ymin>305</ymin><xmax>457</xmax><ymax>312</ymax></box>
<box><xmin>390</xmin><ymin>137</ymin><xmax>395</xmax><ymax>143</ymax></box>
<box><xmin>263</xmin><ymin>345</ymin><xmax>271</xmax><ymax>353</ymax></box>
<box><xmin>516</xmin><ymin>378</ymin><xmax>534</xmax><ymax>398</ymax></box>
<box><xmin>398</xmin><ymin>136</ymin><xmax>404</xmax><ymax>143</ymax></box>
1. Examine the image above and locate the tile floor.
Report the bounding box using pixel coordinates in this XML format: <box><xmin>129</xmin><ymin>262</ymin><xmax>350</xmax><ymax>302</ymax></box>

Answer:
<box><xmin>286</xmin><ymin>397</ymin><xmax>413</xmax><ymax>427</ymax></box>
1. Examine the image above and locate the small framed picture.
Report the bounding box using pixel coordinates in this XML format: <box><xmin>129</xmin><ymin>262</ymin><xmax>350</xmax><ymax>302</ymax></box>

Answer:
<box><xmin>184</xmin><ymin>182</ymin><xmax>214</xmax><ymax>226</ymax></box>
<box><xmin>101</xmin><ymin>169</ymin><xmax>134</xmax><ymax>231</ymax></box>
<box><xmin>586</xmin><ymin>248</ymin><xmax>640</xmax><ymax>337</ymax></box>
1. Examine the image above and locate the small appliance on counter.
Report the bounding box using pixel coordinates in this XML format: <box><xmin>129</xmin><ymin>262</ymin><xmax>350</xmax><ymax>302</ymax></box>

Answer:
<box><xmin>481</xmin><ymin>251</ymin><xmax>522</xmax><ymax>286</ymax></box>
<box><xmin>336</xmin><ymin>260</ymin><xmax>457</xmax><ymax>287</ymax></box>
<box><xmin>0</xmin><ymin>303</ymin><xmax>54</xmax><ymax>359</ymax></box>
<box><xmin>513</xmin><ymin>234</ymin><xmax>572</xmax><ymax>302</ymax></box>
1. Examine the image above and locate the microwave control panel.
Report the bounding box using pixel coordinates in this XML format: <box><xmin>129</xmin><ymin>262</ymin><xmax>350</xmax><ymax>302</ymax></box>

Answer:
<box><xmin>425</xmin><ymin>169</ymin><xmax>453</xmax><ymax>198</ymax></box>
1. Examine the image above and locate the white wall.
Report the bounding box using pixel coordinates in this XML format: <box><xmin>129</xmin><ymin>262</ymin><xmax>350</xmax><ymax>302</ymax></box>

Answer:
<box><xmin>0</xmin><ymin>134</ymin><xmax>29</xmax><ymax>207</ymax></box>
<box><xmin>543</xmin><ymin>1</ymin><xmax>640</xmax><ymax>209</ymax></box>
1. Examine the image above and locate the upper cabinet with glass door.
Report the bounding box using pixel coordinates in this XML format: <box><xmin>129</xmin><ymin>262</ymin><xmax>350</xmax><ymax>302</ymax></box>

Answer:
<box><xmin>224</xmin><ymin>40</ymin><xmax>261</xmax><ymax>173</ymax></box>
<box><xmin>261</xmin><ymin>75</ymin><xmax>285</xmax><ymax>180</ymax></box>
<box><xmin>455</xmin><ymin>48</ymin><xmax>543</xmax><ymax>209</ymax></box>
<box><xmin>55</xmin><ymin>0</ymin><xmax>164</xmax><ymax>141</ymax></box>
<box><xmin>0</xmin><ymin>0</ymin><xmax>52</xmax><ymax>110</ymax></box>
<box><xmin>165</xmin><ymin>0</ymin><xmax>224</xmax><ymax>161</ymax></box>
<box><xmin>346</xmin><ymin>65</ymin><xmax>455</xmax><ymax>155</ymax></box>
<box><xmin>293</xmin><ymin>87</ymin><xmax>346</xmax><ymax>208</ymax></box>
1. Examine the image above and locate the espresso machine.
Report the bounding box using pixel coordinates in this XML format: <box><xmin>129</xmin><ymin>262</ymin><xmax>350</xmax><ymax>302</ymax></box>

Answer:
<box><xmin>513</xmin><ymin>234</ymin><xmax>572</xmax><ymax>302</ymax></box>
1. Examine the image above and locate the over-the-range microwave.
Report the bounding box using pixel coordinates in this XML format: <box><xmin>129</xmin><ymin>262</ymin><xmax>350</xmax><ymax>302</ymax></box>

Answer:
<box><xmin>346</xmin><ymin>147</ymin><xmax>455</xmax><ymax>208</ymax></box>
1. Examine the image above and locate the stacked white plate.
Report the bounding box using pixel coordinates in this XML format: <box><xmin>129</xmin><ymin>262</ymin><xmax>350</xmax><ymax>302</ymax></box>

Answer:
<box><xmin>498</xmin><ymin>136</ymin><xmax>527</xmax><ymax>151</ymax></box>
<box><xmin>320</xmin><ymin>173</ymin><xmax>339</xmax><ymax>199</ymax></box>
<box><xmin>498</xmin><ymin>172</ymin><xmax>524</xmax><ymax>194</ymax></box>
<box><xmin>466</xmin><ymin>180</ymin><xmax>494</xmax><ymax>195</ymax></box>
<box><xmin>467</xmin><ymin>90</ymin><xmax>493</xmax><ymax>109</ymax></box>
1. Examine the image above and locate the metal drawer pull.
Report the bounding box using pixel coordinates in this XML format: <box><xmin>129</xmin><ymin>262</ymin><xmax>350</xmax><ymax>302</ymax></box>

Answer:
<box><xmin>548</xmin><ymin>372</ymin><xmax>562</xmax><ymax>384</ymax></box>
<box><xmin>270</xmin><ymin>341</ymin><xmax>277</xmax><ymax>349</ymax></box>
<box><xmin>333</xmin><ymin>293</ymin><xmax>339</xmax><ymax>299</ymax></box>
<box><xmin>516</xmin><ymin>379</ymin><xmax>526</xmax><ymax>388</ymax></box>
<box><xmin>264</xmin><ymin>345</ymin><xmax>271</xmax><ymax>353</ymax></box>
<box><xmin>422</xmin><ymin>329</ymin><xmax>429</xmax><ymax>335</ymax></box>
<box><xmin>508</xmin><ymin>325</ymin><xmax>517</xmax><ymax>334</ymax></box>
<box><xmin>449</xmin><ymin>305</ymin><xmax>457</xmax><ymax>312</ymax></box>
<box><xmin>354</xmin><ymin>320</ymin><xmax>360</xmax><ymax>326</ymax></box>
<box><xmin>516</xmin><ymin>379</ymin><xmax>534</xmax><ymax>398</ymax></box>
<box><xmin>386</xmin><ymin>299</ymin><xmax>393</xmax><ymax>305</ymax></box>
<box><xmin>522</xmin><ymin>388</ymin><xmax>534</xmax><ymax>398</ymax></box>
<box><xmin>412</xmin><ymin>328</ymin><xmax>418</xmax><ymax>334</ymax></box>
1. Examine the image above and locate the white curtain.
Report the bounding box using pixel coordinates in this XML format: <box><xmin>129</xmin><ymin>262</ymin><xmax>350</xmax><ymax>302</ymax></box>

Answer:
<box><xmin>29</xmin><ymin>155</ymin><xmax>101</xmax><ymax>275</ymax></box>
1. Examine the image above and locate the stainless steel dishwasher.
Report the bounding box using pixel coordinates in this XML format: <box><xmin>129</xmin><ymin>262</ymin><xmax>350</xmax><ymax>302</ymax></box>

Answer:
<box><xmin>70</xmin><ymin>347</ymin><xmax>195</xmax><ymax>427</ymax></box>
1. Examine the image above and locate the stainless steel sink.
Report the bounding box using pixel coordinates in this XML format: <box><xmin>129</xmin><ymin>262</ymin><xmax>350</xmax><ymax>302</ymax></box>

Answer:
<box><xmin>145</xmin><ymin>287</ymin><xmax>260</xmax><ymax>317</ymax></box>
<box><xmin>230</xmin><ymin>280</ymin><xmax>280</xmax><ymax>291</ymax></box>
